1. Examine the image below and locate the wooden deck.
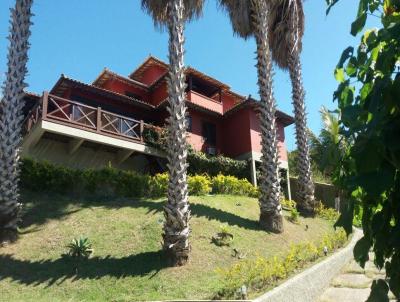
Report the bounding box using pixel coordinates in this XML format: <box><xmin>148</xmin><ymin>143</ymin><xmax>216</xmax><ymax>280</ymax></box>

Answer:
<box><xmin>22</xmin><ymin>92</ymin><xmax>165</xmax><ymax>159</ymax></box>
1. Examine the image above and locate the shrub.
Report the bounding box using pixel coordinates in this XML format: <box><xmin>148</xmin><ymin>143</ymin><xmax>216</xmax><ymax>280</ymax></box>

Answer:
<box><xmin>281</xmin><ymin>199</ymin><xmax>296</xmax><ymax>210</ymax></box>
<box><xmin>216</xmin><ymin>228</ymin><xmax>347</xmax><ymax>299</ymax></box>
<box><xmin>287</xmin><ymin>208</ymin><xmax>300</xmax><ymax>223</ymax></box>
<box><xmin>188</xmin><ymin>175</ymin><xmax>211</xmax><ymax>195</ymax></box>
<box><xmin>66</xmin><ymin>236</ymin><xmax>93</xmax><ymax>258</ymax></box>
<box><xmin>211</xmin><ymin>174</ymin><xmax>259</xmax><ymax>197</ymax></box>
<box><xmin>148</xmin><ymin>173</ymin><xmax>168</xmax><ymax>198</ymax></box>
<box><xmin>187</xmin><ymin>150</ymin><xmax>250</xmax><ymax>180</ymax></box>
<box><xmin>142</xmin><ymin>126</ymin><xmax>168</xmax><ymax>151</ymax></box>
<box><xmin>315</xmin><ymin>201</ymin><xmax>340</xmax><ymax>221</ymax></box>
<box><xmin>21</xmin><ymin>159</ymin><xmax>259</xmax><ymax>199</ymax></box>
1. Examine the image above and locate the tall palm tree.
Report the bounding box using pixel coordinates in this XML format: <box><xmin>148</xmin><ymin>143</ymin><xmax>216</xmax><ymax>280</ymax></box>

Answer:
<box><xmin>141</xmin><ymin>0</ymin><xmax>203</xmax><ymax>265</ymax></box>
<box><xmin>0</xmin><ymin>0</ymin><xmax>33</xmax><ymax>244</ymax></box>
<box><xmin>219</xmin><ymin>0</ymin><xmax>283</xmax><ymax>233</ymax></box>
<box><xmin>268</xmin><ymin>0</ymin><xmax>315</xmax><ymax>215</ymax></box>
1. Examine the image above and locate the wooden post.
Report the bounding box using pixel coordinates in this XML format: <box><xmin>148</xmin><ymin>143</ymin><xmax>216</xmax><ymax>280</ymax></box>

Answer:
<box><xmin>250</xmin><ymin>156</ymin><xmax>257</xmax><ymax>187</ymax></box>
<box><xmin>140</xmin><ymin>120</ymin><xmax>144</xmax><ymax>142</ymax></box>
<box><xmin>42</xmin><ymin>91</ymin><xmax>48</xmax><ymax>120</ymax></box>
<box><xmin>188</xmin><ymin>75</ymin><xmax>192</xmax><ymax>91</ymax></box>
<box><xmin>97</xmin><ymin>107</ymin><xmax>101</xmax><ymax>133</ymax></box>
<box><xmin>286</xmin><ymin>168</ymin><xmax>292</xmax><ymax>201</ymax></box>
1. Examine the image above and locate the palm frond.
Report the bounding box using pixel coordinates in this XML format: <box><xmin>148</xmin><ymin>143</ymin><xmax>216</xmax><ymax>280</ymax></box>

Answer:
<box><xmin>218</xmin><ymin>0</ymin><xmax>254</xmax><ymax>39</ymax></box>
<box><xmin>141</xmin><ymin>0</ymin><xmax>204</xmax><ymax>29</ymax></box>
<box><xmin>268</xmin><ymin>0</ymin><xmax>304</xmax><ymax>69</ymax></box>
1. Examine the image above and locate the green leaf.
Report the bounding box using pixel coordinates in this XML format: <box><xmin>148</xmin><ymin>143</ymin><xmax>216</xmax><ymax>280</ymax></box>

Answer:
<box><xmin>369</xmin><ymin>0</ymin><xmax>381</xmax><ymax>13</ymax></box>
<box><xmin>346</xmin><ymin>57</ymin><xmax>358</xmax><ymax>77</ymax></box>
<box><xmin>351</xmin><ymin>13</ymin><xmax>367</xmax><ymax>36</ymax></box>
<box><xmin>338</xmin><ymin>85</ymin><xmax>355</xmax><ymax>107</ymax></box>
<box><xmin>334</xmin><ymin>200</ymin><xmax>354</xmax><ymax>236</ymax></box>
<box><xmin>354</xmin><ymin>236</ymin><xmax>371</xmax><ymax>268</ymax></box>
<box><xmin>366</xmin><ymin>279</ymin><xmax>390</xmax><ymax>302</ymax></box>
<box><xmin>335</xmin><ymin>68</ymin><xmax>346</xmax><ymax>82</ymax></box>
<box><xmin>326</xmin><ymin>0</ymin><xmax>340</xmax><ymax>15</ymax></box>
<box><xmin>360</xmin><ymin>83</ymin><xmax>372</xmax><ymax>101</ymax></box>
<box><xmin>337</xmin><ymin>46</ymin><xmax>354</xmax><ymax>68</ymax></box>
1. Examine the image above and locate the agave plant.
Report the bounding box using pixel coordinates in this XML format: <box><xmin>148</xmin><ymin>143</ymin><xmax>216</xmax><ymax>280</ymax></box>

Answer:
<box><xmin>0</xmin><ymin>0</ymin><xmax>33</xmax><ymax>244</ymax></box>
<box><xmin>141</xmin><ymin>0</ymin><xmax>204</xmax><ymax>265</ymax></box>
<box><xmin>219</xmin><ymin>0</ymin><xmax>283</xmax><ymax>233</ymax></box>
<box><xmin>66</xmin><ymin>236</ymin><xmax>93</xmax><ymax>258</ymax></box>
<box><xmin>268</xmin><ymin>0</ymin><xmax>316</xmax><ymax>215</ymax></box>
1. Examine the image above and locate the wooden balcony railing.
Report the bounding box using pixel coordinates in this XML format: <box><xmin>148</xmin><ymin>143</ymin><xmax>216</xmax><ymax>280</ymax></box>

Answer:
<box><xmin>24</xmin><ymin>92</ymin><xmax>149</xmax><ymax>143</ymax></box>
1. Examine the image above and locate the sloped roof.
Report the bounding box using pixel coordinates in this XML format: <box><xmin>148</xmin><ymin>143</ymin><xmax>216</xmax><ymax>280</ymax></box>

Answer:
<box><xmin>51</xmin><ymin>75</ymin><xmax>154</xmax><ymax>110</ymax></box>
<box><xmin>93</xmin><ymin>68</ymin><xmax>149</xmax><ymax>91</ymax></box>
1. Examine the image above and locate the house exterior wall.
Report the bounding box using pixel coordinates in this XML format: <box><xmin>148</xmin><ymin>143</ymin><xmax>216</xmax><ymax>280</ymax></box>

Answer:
<box><xmin>102</xmin><ymin>79</ymin><xmax>147</xmax><ymax>100</ymax></box>
<box><xmin>248</xmin><ymin>109</ymin><xmax>288</xmax><ymax>162</ymax></box>
<box><xmin>221</xmin><ymin>93</ymin><xmax>238</xmax><ymax>113</ymax></box>
<box><xmin>139</xmin><ymin>65</ymin><xmax>165</xmax><ymax>85</ymax></box>
<box><xmin>27</xmin><ymin>59</ymin><xmax>292</xmax><ymax>170</ymax></box>
<box><xmin>186</xmin><ymin>109</ymin><xmax>223</xmax><ymax>154</ymax></box>
<box><xmin>221</xmin><ymin>108</ymin><xmax>252</xmax><ymax>158</ymax></box>
<box><xmin>150</xmin><ymin>84</ymin><xmax>168</xmax><ymax>106</ymax></box>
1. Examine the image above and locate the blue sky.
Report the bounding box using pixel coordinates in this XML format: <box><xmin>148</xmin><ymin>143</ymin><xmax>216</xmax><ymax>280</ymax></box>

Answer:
<box><xmin>0</xmin><ymin>1</ymin><xmax>373</xmax><ymax>150</ymax></box>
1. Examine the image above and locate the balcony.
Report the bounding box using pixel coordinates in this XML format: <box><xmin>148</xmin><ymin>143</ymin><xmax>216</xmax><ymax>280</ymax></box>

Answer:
<box><xmin>186</xmin><ymin>90</ymin><xmax>223</xmax><ymax>115</ymax></box>
<box><xmin>22</xmin><ymin>92</ymin><xmax>165</xmax><ymax>160</ymax></box>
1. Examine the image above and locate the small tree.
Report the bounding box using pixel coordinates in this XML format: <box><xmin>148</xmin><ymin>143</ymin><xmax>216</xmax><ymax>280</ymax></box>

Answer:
<box><xmin>328</xmin><ymin>0</ymin><xmax>400</xmax><ymax>300</ymax></box>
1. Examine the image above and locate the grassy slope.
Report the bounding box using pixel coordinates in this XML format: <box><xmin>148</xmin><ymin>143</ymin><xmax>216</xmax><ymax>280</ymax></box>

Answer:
<box><xmin>0</xmin><ymin>192</ymin><xmax>336</xmax><ymax>301</ymax></box>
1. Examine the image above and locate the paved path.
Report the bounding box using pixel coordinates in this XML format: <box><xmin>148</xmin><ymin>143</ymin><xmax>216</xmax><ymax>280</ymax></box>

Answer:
<box><xmin>317</xmin><ymin>253</ymin><xmax>396</xmax><ymax>302</ymax></box>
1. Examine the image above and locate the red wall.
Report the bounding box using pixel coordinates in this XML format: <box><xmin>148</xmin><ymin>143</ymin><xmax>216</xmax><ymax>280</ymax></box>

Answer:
<box><xmin>248</xmin><ymin>109</ymin><xmax>288</xmax><ymax>162</ymax></box>
<box><xmin>150</xmin><ymin>84</ymin><xmax>168</xmax><ymax>106</ymax></box>
<box><xmin>221</xmin><ymin>93</ymin><xmax>238</xmax><ymax>113</ymax></box>
<box><xmin>221</xmin><ymin>108</ymin><xmax>252</xmax><ymax>157</ymax></box>
<box><xmin>186</xmin><ymin>109</ymin><xmax>223</xmax><ymax>154</ymax></box>
<box><xmin>102</xmin><ymin>79</ymin><xmax>148</xmax><ymax>101</ymax></box>
<box><xmin>140</xmin><ymin>65</ymin><xmax>166</xmax><ymax>85</ymax></box>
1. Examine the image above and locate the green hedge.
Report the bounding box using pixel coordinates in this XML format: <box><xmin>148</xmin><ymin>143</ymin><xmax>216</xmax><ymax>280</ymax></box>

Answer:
<box><xmin>187</xmin><ymin>151</ymin><xmax>250</xmax><ymax>180</ymax></box>
<box><xmin>20</xmin><ymin>158</ymin><xmax>257</xmax><ymax>198</ymax></box>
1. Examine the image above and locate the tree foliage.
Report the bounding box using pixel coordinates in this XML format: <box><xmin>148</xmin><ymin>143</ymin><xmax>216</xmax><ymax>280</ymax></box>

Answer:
<box><xmin>327</xmin><ymin>0</ymin><xmax>400</xmax><ymax>300</ymax></box>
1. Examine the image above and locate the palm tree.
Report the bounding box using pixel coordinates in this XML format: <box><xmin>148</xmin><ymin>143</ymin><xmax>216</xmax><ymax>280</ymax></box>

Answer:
<box><xmin>0</xmin><ymin>0</ymin><xmax>33</xmax><ymax>244</ymax></box>
<box><xmin>219</xmin><ymin>0</ymin><xmax>283</xmax><ymax>233</ymax></box>
<box><xmin>268</xmin><ymin>0</ymin><xmax>315</xmax><ymax>215</ymax></box>
<box><xmin>141</xmin><ymin>0</ymin><xmax>203</xmax><ymax>265</ymax></box>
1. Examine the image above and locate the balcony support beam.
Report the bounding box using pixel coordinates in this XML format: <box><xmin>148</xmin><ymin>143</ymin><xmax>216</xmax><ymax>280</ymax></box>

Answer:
<box><xmin>68</xmin><ymin>138</ymin><xmax>84</xmax><ymax>155</ymax></box>
<box><xmin>116</xmin><ymin>149</ymin><xmax>135</xmax><ymax>165</ymax></box>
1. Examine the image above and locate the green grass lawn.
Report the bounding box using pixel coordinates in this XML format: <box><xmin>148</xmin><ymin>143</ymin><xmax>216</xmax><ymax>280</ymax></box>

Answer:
<box><xmin>0</xmin><ymin>192</ymin><xmax>337</xmax><ymax>301</ymax></box>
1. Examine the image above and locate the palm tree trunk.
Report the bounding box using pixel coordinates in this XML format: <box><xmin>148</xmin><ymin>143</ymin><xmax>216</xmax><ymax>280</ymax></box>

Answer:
<box><xmin>251</xmin><ymin>0</ymin><xmax>283</xmax><ymax>233</ymax></box>
<box><xmin>288</xmin><ymin>52</ymin><xmax>315</xmax><ymax>215</ymax></box>
<box><xmin>0</xmin><ymin>0</ymin><xmax>33</xmax><ymax>244</ymax></box>
<box><xmin>163</xmin><ymin>0</ymin><xmax>190</xmax><ymax>266</ymax></box>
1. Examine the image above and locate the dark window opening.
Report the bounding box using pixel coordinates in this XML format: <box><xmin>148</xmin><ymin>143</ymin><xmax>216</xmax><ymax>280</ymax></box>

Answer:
<box><xmin>202</xmin><ymin>121</ymin><xmax>216</xmax><ymax>146</ymax></box>
<box><xmin>187</xmin><ymin>75</ymin><xmax>221</xmax><ymax>100</ymax></box>
<box><xmin>186</xmin><ymin>116</ymin><xmax>192</xmax><ymax>132</ymax></box>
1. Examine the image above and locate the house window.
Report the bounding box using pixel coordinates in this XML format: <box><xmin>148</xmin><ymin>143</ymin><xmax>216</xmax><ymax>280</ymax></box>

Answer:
<box><xmin>202</xmin><ymin>121</ymin><xmax>216</xmax><ymax>146</ymax></box>
<box><xmin>186</xmin><ymin>116</ymin><xmax>192</xmax><ymax>132</ymax></box>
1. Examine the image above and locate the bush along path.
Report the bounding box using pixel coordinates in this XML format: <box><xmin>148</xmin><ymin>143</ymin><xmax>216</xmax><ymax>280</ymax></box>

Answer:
<box><xmin>318</xmin><ymin>252</ymin><xmax>396</xmax><ymax>302</ymax></box>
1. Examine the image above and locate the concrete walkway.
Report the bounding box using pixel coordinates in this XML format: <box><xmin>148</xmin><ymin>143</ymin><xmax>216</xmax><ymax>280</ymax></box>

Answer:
<box><xmin>317</xmin><ymin>253</ymin><xmax>396</xmax><ymax>302</ymax></box>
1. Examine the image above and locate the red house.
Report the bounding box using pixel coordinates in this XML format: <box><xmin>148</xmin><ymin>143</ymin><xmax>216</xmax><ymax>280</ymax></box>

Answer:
<box><xmin>22</xmin><ymin>56</ymin><xmax>294</xmax><ymax>195</ymax></box>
